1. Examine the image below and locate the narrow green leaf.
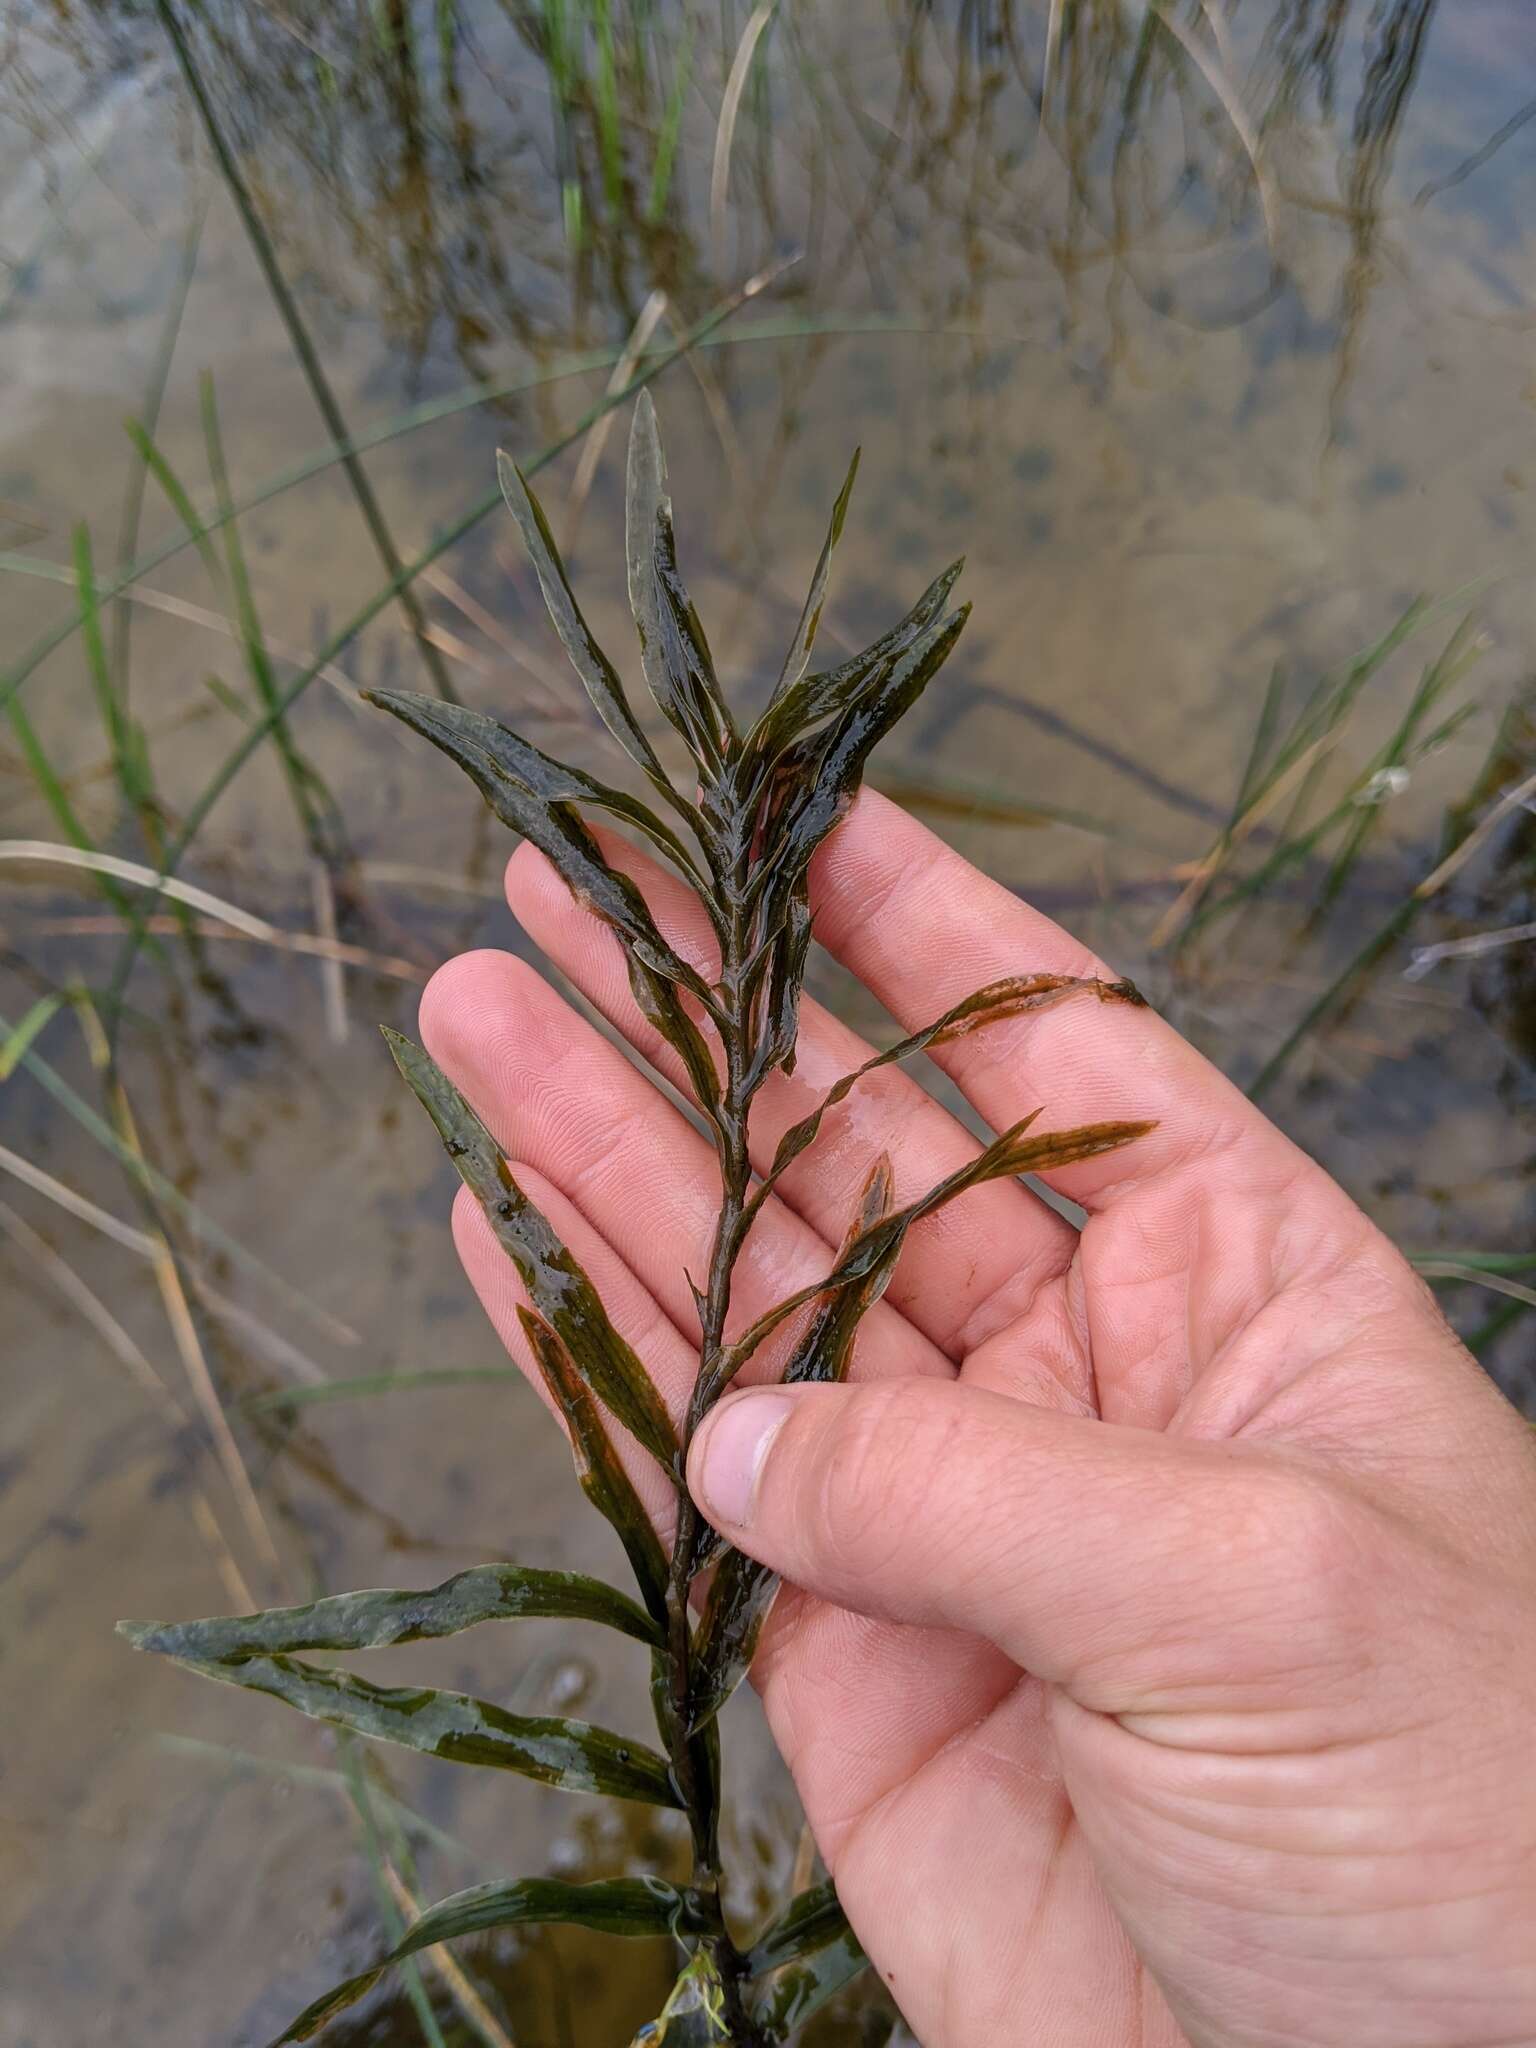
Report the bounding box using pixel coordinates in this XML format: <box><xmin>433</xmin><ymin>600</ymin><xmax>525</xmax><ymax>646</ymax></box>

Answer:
<box><xmin>746</xmin><ymin>1878</ymin><xmax>852</xmax><ymax>1973</ymax></box>
<box><xmin>369</xmin><ymin>690</ymin><xmax>718</xmax><ymax>1016</ymax></box>
<box><xmin>5</xmin><ymin>701</ymin><xmax>138</xmax><ymax>923</ymax></box>
<box><xmin>270</xmin><ymin>1876</ymin><xmax>705</xmax><ymax>2044</ymax></box>
<box><xmin>201</xmin><ymin>371</ymin><xmax>337</xmax><ymax>856</ymax></box>
<box><xmin>763</xmin><ymin>972</ymin><xmax>1146</xmax><ymax>1188</ymax></box>
<box><xmin>124</xmin><ymin>416</ymin><xmax>226</xmax><ymax>591</ymax></box>
<box><xmin>688</xmin><ymin>1549</ymin><xmax>775</xmax><ymax>1735</ymax></box>
<box><xmin>1320</xmin><ymin>616</ymin><xmax>1483</xmax><ymax>909</ymax></box>
<box><xmin>384</xmin><ymin>1030</ymin><xmax>680</xmax><ymax>1473</ymax></box>
<box><xmin>772</xmin><ymin>446</ymin><xmax>860</xmax><ymax>698</ymax></box>
<box><xmin>744</xmin><ymin>888</ymin><xmax>813</xmax><ymax>1091</ymax></box>
<box><xmin>746</xmin><ymin>1882</ymin><xmax>866</xmax><ymax>2033</ymax></box>
<box><xmin>626</xmin><ymin>391</ymin><xmax>737</xmax><ymax>769</ymax></box>
<box><xmin>113</xmin><ymin>204</ymin><xmax>204</xmax><ymax>697</ymax></box>
<box><xmin>751</xmin><ymin>602</ymin><xmax>972</xmax><ymax>930</ymax></box>
<box><xmin>747</xmin><ymin>556</ymin><xmax>964</xmax><ymax>766</ymax></box>
<box><xmin>496</xmin><ymin>446</ymin><xmax>678</xmax><ymax>799</ymax></box>
<box><xmin>646</xmin><ymin>17</ymin><xmax>693</xmax><ymax>223</ymax></box>
<box><xmin>120</xmin><ymin>1560</ymin><xmax>661</xmax><ymax>1660</ymax></box>
<box><xmin>519</xmin><ymin>1307</ymin><xmax>672</xmax><ymax>1628</ymax></box>
<box><xmin>335</xmin><ymin>1732</ymin><xmax>449</xmax><ymax>2048</ymax></box>
<box><xmin>0</xmin><ymin>993</ymin><xmax>62</xmax><ymax>1081</ymax></box>
<box><xmin>628</xmin><ymin>953</ymin><xmax>725</xmax><ymax>1130</ymax></box>
<box><xmin>74</xmin><ymin>523</ymin><xmax>136</xmax><ymax>797</ymax></box>
<box><xmin>712</xmin><ymin>1113</ymin><xmax>1156</xmax><ymax>1398</ymax></box>
<box><xmin>361</xmin><ymin>710</ymin><xmax>722</xmax><ymax>1118</ymax></box>
<box><xmin>140</xmin><ymin>1650</ymin><xmax>682</xmax><ymax>1805</ymax></box>
<box><xmin>367</xmin><ymin>688</ymin><xmax>709</xmax><ymax>888</ymax></box>
<box><xmin>243</xmin><ymin>1367</ymin><xmax>523</xmax><ymax>1411</ymax></box>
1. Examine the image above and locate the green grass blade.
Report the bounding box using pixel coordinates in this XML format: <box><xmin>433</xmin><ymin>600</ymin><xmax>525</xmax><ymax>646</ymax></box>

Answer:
<box><xmin>75</xmin><ymin>524</ymin><xmax>130</xmax><ymax>778</ymax></box>
<box><xmin>593</xmin><ymin>0</ymin><xmax>624</xmax><ymax>210</ymax></box>
<box><xmin>386</xmin><ymin>1029</ymin><xmax>679</xmax><ymax>1474</ymax></box>
<box><xmin>0</xmin><ymin>994</ymin><xmax>63</xmax><ymax>1080</ymax></box>
<box><xmin>154</xmin><ymin>0</ymin><xmax>459</xmax><ymax>703</ymax></box>
<box><xmin>269</xmin><ymin>1876</ymin><xmax>700</xmax><ymax>2044</ymax></box>
<box><xmin>199</xmin><ymin>371</ymin><xmax>339</xmax><ymax>858</ymax></box>
<box><xmin>113</xmin><ymin>202</ymin><xmax>205</xmax><ymax>694</ymax></box>
<box><xmin>746</xmin><ymin>1882</ymin><xmax>866</xmax><ymax>2034</ymax></box>
<box><xmin>1319</xmin><ymin>617</ymin><xmax>1483</xmax><ymax>910</ymax></box>
<box><xmin>132</xmin><ymin>1648</ymin><xmax>684</xmax><ymax>1804</ymax></box>
<box><xmin>0</xmin><ymin>311</ymin><xmax>978</xmax><ymax>733</ymax></box>
<box><xmin>244</xmin><ymin>1367</ymin><xmax>523</xmax><ymax>1411</ymax></box>
<box><xmin>1410</xmin><ymin>1249</ymin><xmax>1536</xmax><ymax>1277</ymax></box>
<box><xmin>95</xmin><ymin>276</ymin><xmax>787</xmax><ymax>1041</ymax></box>
<box><xmin>122</xmin><ymin>1561</ymin><xmax>663</xmax><ymax>1657</ymax></box>
<box><xmin>336</xmin><ymin>1735</ymin><xmax>450</xmax><ymax>2048</ymax></box>
<box><xmin>123</xmin><ymin>418</ymin><xmax>225</xmax><ymax>591</ymax></box>
<box><xmin>4</xmin><ymin>702</ymin><xmax>138</xmax><ymax>923</ymax></box>
<box><xmin>0</xmin><ymin>1013</ymin><xmax>345</xmax><ymax>1336</ymax></box>
<box><xmin>647</xmin><ymin>15</ymin><xmax>694</xmax><ymax>223</ymax></box>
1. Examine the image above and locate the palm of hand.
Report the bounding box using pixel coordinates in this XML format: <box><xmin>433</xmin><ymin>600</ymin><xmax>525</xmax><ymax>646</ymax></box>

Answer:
<box><xmin>425</xmin><ymin>791</ymin><xmax>1536</xmax><ymax>2048</ymax></box>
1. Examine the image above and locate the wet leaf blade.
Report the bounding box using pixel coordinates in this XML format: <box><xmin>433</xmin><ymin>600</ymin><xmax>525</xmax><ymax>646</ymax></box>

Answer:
<box><xmin>367</xmin><ymin>688</ymin><xmax>708</xmax><ymax>886</ymax></box>
<box><xmin>519</xmin><ymin>1307</ymin><xmax>672</xmax><ymax>1629</ymax></box>
<box><xmin>496</xmin><ymin>447</ymin><xmax>673</xmax><ymax>793</ymax></box>
<box><xmin>714</xmin><ymin>1115</ymin><xmax>1154</xmax><ymax>1397</ymax></box>
<box><xmin>748</xmin><ymin>555</ymin><xmax>964</xmax><ymax>763</ymax></box>
<box><xmin>753</xmin><ymin>601</ymin><xmax>971</xmax><ymax>927</ymax></box>
<box><xmin>687</xmin><ymin>1548</ymin><xmax>777</xmax><ymax>1734</ymax></box>
<box><xmin>120</xmin><ymin>1560</ymin><xmax>661</xmax><ymax>1660</ymax></box>
<box><xmin>153</xmin><ymin>1652</ymin><xmax>682</xmax><ymax>1804</ymax></box>
<box><xmin>746</xmin><ymin>888</ymin><xmax>813</xmax><ymax>1090</ymax></box>
<box><xmin>746</xmin><ymin>1879</ymin><xmax>851</xmax><ymax>1973</ymax></box>
<box><xmin>746</xmin><ymin>1882</ymin><xmax>866</xmax><ymax>2034</ymax></box>
<box><xmin>766</xmin><ymin>973</ymin><xmax>1146</xmax><ymax>1182</ymax></box>
<box><xmin>384</xmin><ymin>1031</ymin><xmax>681</xmax><ymax>1471</ymax></box>
<box><xmin>368</xmin><ymin>696</ymin><xmax>713</xmax><ymax>1006</ymax></box>
<box><xmin>771</xmin><ymin>446</ymin><xmax>860</xmax><ymax>696</ymax></box>
<box><xmin>626</xmin><ymin>390</ymin><xmax>736</xmax><ymax>767</ymax></box>
<box><xmin>0</xmin><ymin>993</ymin><xmax>63</xmax><ymax>1081</ymax></box>
<box><xmin>270</xmin><ymin>1877</ymin><xmax>703</xmax><ymax>2044</ymax></box>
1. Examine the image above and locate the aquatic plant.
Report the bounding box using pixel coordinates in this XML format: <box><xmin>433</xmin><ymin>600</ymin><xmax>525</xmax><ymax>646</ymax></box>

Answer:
<box><xmin>120</xmin><ymin>395</ymin><xmax>1152</xmax><ymax>2043</ymax></box>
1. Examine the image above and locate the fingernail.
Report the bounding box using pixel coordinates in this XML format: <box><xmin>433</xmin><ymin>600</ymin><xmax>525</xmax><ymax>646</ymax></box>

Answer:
<box><xmin>695</xmin><ymin>1392</ymin><xmax>794</xmax><ymax>1527</ymax></box>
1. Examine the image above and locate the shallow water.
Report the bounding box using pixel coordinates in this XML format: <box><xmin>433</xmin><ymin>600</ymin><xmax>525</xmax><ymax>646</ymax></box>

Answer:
<box><xmin>2</xmin><ymin>2</ymin><xmax>1535</xmax><ymax>2041</ymax></box>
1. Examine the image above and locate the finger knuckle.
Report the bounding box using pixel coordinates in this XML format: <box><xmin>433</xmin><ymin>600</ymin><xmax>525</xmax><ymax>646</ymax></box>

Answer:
<box><xmin>1244</xmin><ymin>1463</ymin><xmax>1377</xmax><ymax>1647</ymax></box>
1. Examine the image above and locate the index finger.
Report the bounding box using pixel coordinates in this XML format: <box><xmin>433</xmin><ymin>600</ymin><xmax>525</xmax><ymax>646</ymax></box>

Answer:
<box><xmin>808</xmin><ymin>790</ymin><xmax>1332</xmax><ymax>1213</ymax></box>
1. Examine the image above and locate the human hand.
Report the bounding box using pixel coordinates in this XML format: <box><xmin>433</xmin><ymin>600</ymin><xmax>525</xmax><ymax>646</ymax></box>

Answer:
<box><xmin>422</xmin><ymin>789</ymin><xmax>1536</xmax><ymax>2048</ymax></box>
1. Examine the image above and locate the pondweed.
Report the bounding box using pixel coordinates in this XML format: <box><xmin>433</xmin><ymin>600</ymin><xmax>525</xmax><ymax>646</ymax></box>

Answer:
<box><xmin>122</xmin><ymin>396</ymin><xmax>1152</xmax><ymax>2044</ymax></box>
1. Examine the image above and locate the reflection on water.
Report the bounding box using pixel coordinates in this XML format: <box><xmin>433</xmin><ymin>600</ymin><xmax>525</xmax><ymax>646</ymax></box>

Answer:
<box><xmin>2</xmin><ymin>2</ymin><xmax>1534</xmax><ymax>2040</ymax></box>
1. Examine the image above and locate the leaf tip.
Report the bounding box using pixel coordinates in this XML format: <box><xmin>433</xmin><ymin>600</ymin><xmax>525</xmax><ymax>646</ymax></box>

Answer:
<box><xmin>496</xmin><ymin>447</ymin><xmax>534</xmax><ymax>518</ymax></box>
<box><xmin>1104</xmin><ymin>976</ymin><xmax>1149</xmax><ymax>1008</ymax></box>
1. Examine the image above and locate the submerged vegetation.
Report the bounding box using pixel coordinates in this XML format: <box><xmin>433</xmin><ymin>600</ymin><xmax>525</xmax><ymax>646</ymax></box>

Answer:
<box><xmin>122</xmin><ymin>396</ymin><xmax>1155</xmax><ymax>2041</ymax></box>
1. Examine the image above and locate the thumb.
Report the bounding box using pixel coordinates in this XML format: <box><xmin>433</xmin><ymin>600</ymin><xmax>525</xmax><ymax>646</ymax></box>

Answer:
<box><xmin>687</xmin><ymin>1377</ymin><xmax>1328</xmax><ymax>1704</ymax></box>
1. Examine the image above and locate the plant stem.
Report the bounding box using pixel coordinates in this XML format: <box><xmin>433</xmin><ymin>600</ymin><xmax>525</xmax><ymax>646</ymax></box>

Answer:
<box><xmin>154</xmin><ymin>0</ymin><xmax>461</xmax><ymax>704</ymax></box>
<box><xmin>661</xmin><ymin>823</ymin><xmax>763</xmax><ymax>2039</ymax></box>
